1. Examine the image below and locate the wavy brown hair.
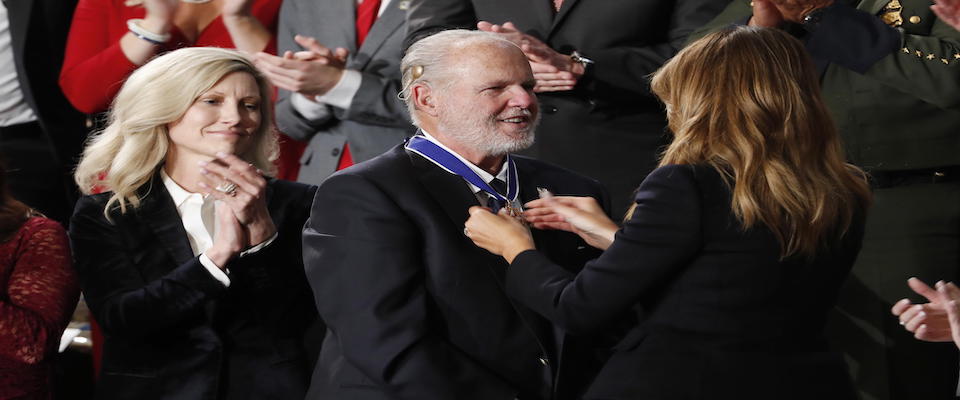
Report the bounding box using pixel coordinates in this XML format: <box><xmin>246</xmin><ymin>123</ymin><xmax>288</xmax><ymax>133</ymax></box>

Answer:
<box><xmin>649</xmin><ymin>26</ymin><xmax>871</xmax><ymax>259</ymax></box>
<box><xmin>0</xmin><ymin>160</ymin><xmax>32</xmax><ymax>241</ymax></box>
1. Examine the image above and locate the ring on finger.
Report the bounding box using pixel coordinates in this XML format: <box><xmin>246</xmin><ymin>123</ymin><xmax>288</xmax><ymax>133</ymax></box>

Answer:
<box><xmin>215</xmin><ymin>181</ymin><xmax>239</xmax><ymax>197</ymax></box>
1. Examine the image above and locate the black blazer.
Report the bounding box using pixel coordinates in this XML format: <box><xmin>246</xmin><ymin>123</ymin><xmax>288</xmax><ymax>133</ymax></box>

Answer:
<box><xmin>302</xmin><ymin>144</ymin><xmax>619</xmax><ymax>400</ymax></box>
<box><xmin>69</xmin><ymin>177</ymin><xmax>320</xmax><ymax>400</ymax></box>
<box><xmin>405</xmin><ymin>0</ymin><xmax>731</xmax><ymax>214</ymax></box>
<box><xmin>507</xmin><ymin>164</ymin><xmax>865</xmax><ymax>400</ymax></box>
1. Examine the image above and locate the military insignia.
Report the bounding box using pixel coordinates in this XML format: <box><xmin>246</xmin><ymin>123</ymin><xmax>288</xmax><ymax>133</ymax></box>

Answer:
<box><xmin>916</xmin><ymin>50</ymin><xmax>923</xmax><ymax>58</ymax></box>
<box><xmin>902</xmin><ymin>47</ymin><xmax>910</xmax><ymax>54</ymax></box>
<box><xmin>942</xmin><ymin>58</ymin><xmax>950</xmax><ymax>65</ymax></box>
<box><xmin>880</xmin><ymin>0</ymin><xmax>904</xmax><ymax>27</ymax></box>
<box><xmin>927</xmin><ymin>54</ymin><xmax>936</xmax><ymax>60</ymax></box>
<box><xmin>954</xmin><ymin>53</ymin><xmax>960</xmax><ymax>59</ymax></box>
<box><xmin>398</xmin><ymin>0</ymin><xmax>410</xmax><ymax>10</ymax></box>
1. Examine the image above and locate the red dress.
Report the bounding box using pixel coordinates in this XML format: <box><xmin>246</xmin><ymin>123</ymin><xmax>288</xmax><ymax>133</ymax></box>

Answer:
<box><xmin>0</xmin><ymin>217</ymin><xmax>79</xmax><ymax>400</ymax></box>
<box><xmin>59</xmin><ymin>0</ymin><xmax>282</xmax><ymax>114</ymax></box>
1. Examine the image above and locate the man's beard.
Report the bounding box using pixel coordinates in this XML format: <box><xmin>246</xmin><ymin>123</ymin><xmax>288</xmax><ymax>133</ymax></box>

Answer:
<box><xmin>436</xmin><ymin>102</ymin><xmax>539</xmax><ymax>157</ymax></box>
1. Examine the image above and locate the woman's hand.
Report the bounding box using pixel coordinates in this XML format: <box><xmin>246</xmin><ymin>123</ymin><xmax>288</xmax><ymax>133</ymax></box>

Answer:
<box><xmin>198</xmin><ymin>153</ymin><xmax>277</xmax><ymax>248</ymax></box>
<box><xmin>892</xmin><ymin>278</ymin><xmax>960</xmax><ymax>349</ymax></box>
<box><xmin>933</xmin><ymin>0</ymin><xmax>960</xmax><ymax>31</ymax></box>
<box><xmin>523</xmin><ymin>196</ymin><xmax>618</xmax><ymax>250</ymax></box>
<box><xmin>464</xmin><ymin>206</ymin><xmax>535</xmax><ymax>264</ymax></box>
<box><xmin>203</xmin><ymin>200</ymin><xmax>246</xmax><ymax>268</ymax></box>
<box><xmin>141</xmin><ymin>0</ymin><xmax>178</xmax><ymax>33</ymax></box>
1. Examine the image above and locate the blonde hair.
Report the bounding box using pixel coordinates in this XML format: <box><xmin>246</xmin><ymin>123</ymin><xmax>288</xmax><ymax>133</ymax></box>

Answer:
<box><xmin>649</xmin><ymin>26</ymin><xmax>871</xmax><ymax>259</ymax></box>
<box><xmin>74</xmin><ymin>47</ymin><xmax>278</xmax><ymax>216</ymax></box>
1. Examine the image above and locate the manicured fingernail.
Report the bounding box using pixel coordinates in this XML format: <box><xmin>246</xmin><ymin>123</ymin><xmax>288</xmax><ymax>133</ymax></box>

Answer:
<box><xmin>198</xmin><ymin>160</ymin><xmax>207</xmax><ymax>166</ymax></box>
<box><xmin>198</xmin><ymin>182</ymin><xmax>208</xmax><ymax>188</ymax></box>
<box><xmin>216</xmin><ymin>152</ymin><xmax>227</xmax><ymax>158</ymax></box>
<box><xmin>200</xmin><ymin>168</ymin><xmax>208</xmax><ymax>175</ymax></box>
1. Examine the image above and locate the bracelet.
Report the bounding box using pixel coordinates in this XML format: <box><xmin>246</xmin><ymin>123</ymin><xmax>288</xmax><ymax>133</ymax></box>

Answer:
<box><xmin>127</xmin><ymin>19</ymin><xmax>170</xmax><ymax>45</ymax></box>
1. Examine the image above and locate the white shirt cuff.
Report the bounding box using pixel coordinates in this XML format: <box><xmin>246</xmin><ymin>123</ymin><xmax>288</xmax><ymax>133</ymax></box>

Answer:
<box><xmin>240</xmin><ymin>232</ymin><xmax>278</xmax><ymax>257</ymax></box>
<box><xmin>291</xmin><ymin>92</ymin><xmax>333</xmax><ymax>121</ymax></box>
<box><xmin>315</xmin><ymin>69</ymin><xmax>362</xmax><ymax>110</ymax></box>
<box><xmin>199</xmin><ymin>254</ymin><xmax>231</xmax><ymax>287</ymax></box>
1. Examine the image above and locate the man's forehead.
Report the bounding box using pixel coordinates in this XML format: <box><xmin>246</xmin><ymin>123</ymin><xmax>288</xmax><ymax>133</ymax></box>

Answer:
<box><xmin>447</xmin><ymin>43</ymin><xmax>530</xmax><ymax>76</ymax></box>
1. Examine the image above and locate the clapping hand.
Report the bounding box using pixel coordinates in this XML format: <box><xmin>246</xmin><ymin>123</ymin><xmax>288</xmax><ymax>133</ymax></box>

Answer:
<box><xmin>891</xmin><ymin>277</ymin><xmax>960</xmax><ymax>349</ymax></box>
<box><xmin>197</xmin><ymin>153</ymin><xmax>276</xmax><ymax>267</ymax></box>
<box><xmin>932</xmin><ymin>0</ymin><xmax>960</xmax><ymax>31</ymax></box>
<box><xmin>522</xmin><ymin>196</ymin><xmax>618</xmax><ymax>250</ymax></box>
<box><xmin>477</xmin><ymin>21</ymin><xmax>580</xmax><ymax>92</ymax></box>
<box><xmin>254</xmin><ymin>35</ymin><xmax>349</xmax><ymax>99</ymax></box>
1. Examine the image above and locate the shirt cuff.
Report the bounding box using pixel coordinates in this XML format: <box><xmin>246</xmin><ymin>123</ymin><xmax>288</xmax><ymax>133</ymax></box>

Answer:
<box><xmin>291</xmin><ymin>92</ymin><xmax>333</xmax><ymax>121</ymax></box>
<box><xmin>315</xmin><ymin>69</ymin><xmax>362</xmax><ymax>110</ymax></box>
<box><xmin>240</xmin><ymin>232</ymin><xmax>278</xmax><ymax>257</ymax></box>
<box><xmin>199</xmin><ymin>254</ymin><xmax>231</xmax><ymax>287</ymax></box>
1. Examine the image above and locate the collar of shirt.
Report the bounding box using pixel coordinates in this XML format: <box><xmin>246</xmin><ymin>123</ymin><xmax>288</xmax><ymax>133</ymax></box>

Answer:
<box><xmin>418</xmin><ymin>130</ymin><xmax>509</xmax><ymax>196</ymax></box>
<box><xmin>160</xmin><ymin>170</ymin><xmax>215</xmax><ymax>256</ymax></box>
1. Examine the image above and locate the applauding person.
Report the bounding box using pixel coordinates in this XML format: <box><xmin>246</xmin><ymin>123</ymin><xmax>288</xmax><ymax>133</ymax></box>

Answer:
<box><xmin>60</xmin><ymin>0</ymin><xmax>281</xmax><ymax>114</ymax></box>
<box><xmin>69</xmin><ymin>47</ymin><xmax>318</xmax><ymax>400</ymax></box>
<box><xmin>465</xmin><ymin>26</ymin><xmax>872</xmax><ymax>400</ymax></box>
<box><xmin>892</xmin><ymin>278</ymin><xmax>960</xmax><ymax>349</ymax></box>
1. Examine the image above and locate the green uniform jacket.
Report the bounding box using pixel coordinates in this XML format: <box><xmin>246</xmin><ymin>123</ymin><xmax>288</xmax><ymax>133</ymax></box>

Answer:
<box><xmin>694</xmin><ymin>0</ymin><xmax>960</xmax><ymax>171</ymax></box>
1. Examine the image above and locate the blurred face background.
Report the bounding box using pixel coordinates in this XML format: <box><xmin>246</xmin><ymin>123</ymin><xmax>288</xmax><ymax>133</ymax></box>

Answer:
<box><xmin>435</xmin><ymin>44</ymin><xmax>540</xmax><ymax>156</ymax></box>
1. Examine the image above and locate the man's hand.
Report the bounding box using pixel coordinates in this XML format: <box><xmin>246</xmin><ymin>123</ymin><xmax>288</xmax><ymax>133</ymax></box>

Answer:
<box><xmin>464</xmin><ymin>206</ymin><xmax>536</xmax><ymax>264</ymax></box>
<box><xmin>748</xmin><ymin>0</ymin><xmax>785</xmax><ymax>27</ymax></box>
<box><xmin>932</xmin><ymin>0</ymin><xmax>960</xmax><ymax>31</ymax></box>
<box><xmin>253</xmin><ymin>35</ymin><xmax>349</xmax><ymax>98</ymax></box>
<box><xmin>477</xmin><ymin>21</ymin><xmax>581</xmax><ymax>92</ymax></box>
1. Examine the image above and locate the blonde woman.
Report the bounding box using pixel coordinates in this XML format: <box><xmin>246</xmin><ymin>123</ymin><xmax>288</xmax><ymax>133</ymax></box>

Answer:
<box><xmin>59</xmin><ymin>0</ymin><xmax>279</xmax><ymax>114</ymax></box>
<box><xmin>464</xmin><ymin>26</ymin><xmax>872</xmax><ymax>400</ymax></box>
<box><xmin>70</xmin><ymin>47</ymin><xmax>318</xmax><ymax>399</ymax></box>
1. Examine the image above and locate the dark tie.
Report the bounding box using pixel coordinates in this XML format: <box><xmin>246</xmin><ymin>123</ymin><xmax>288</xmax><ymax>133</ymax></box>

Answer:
<box><xmin>486</xmin><ymin>178</ymin><xmax>508</xmax><ymax>212</ymax></box>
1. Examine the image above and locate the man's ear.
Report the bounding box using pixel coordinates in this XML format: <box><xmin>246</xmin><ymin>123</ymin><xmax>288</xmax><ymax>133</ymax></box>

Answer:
<box><xmin>411</xmin><ymin>84</ymin><xmax>439</xmax><ymax>118</ymax></box>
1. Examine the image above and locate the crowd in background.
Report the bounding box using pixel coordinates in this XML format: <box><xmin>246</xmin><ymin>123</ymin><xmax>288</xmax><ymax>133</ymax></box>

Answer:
<box><xmin>2</xmin><ymin>0</ymin><xmax>960</xmax><ymax>399</ymax></box>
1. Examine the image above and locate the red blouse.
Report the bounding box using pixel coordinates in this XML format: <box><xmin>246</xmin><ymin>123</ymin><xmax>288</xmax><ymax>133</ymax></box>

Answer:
<box><xmin>59</xmin><ymin>0</ymin><xmax>281</xmax><ymax>114</ymax></box>
<box><xmin>0</xmin><ymin>217</ymin><xmax>79</xmax><ymax>400</ymax></box>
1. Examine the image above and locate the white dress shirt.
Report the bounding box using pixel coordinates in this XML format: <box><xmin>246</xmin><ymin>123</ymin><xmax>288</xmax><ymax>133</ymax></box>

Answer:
<box><xmin>418</xmin><ymin>130</ymin><xmax>510</xmax><ymax>204</ymax></box>
<box><xmin>291</xmin><ymin>0</ymin><xmax>394</xmax><ymax>116</ymax></box>
<box><xmin>0</xmin><ymin>2</ymin><xmax>38</xmax><ymax>126</ymax></box>
<box><xmin>161</xmin><ymin>171</ymin><xmax>276</xmax><ymax>287</ymax></box>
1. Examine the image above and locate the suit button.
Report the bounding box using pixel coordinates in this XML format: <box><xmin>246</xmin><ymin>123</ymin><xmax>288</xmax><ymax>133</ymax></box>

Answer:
<box><xmin>331</xmin><ymin>147</ymin><xmax>341</xmax><ymax>157</ymax></box>
<box><xmin>909</xmin><ymin>15</ymin><xmax>921</xmax><ymax>24</ymax></box>
<box><xmin>538</xmin><ymin>357</ymin><xmax>549</xmax><ymax>366</ymax></box>
<box><xmin>543</xmin><ymin>106</ymin><xmax>558</xmax><ymax>114</ymax></box>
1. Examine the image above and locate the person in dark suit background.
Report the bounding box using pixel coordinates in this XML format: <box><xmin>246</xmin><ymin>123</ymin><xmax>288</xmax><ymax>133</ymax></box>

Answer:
<box><xmin>254</xmin><ymin>0</ymin><xmax>415</xmax><ymax>186</ymax></box>
<box><xmin>69</xmin><ymin>47</ymin><xmax>319</xmax><ymax>400</ymax></box>
<box><xmin>1</xmin><ymin>0</ymin><xmax>87</xmax><ymax>224</ymax></box>
<box><xmin>464</xmin><ymin>26</ymin><xmax>873</xmax><ymax>400</ymax></box>
<box><xmin>405</xmin><ymin>0</ymin><xmax>730</xmax><ymax>215</ymax></box>
<box><xmin>302</xmin><ymin>30</ymin><xmax>620</xmax><ymax>400</ymax></box>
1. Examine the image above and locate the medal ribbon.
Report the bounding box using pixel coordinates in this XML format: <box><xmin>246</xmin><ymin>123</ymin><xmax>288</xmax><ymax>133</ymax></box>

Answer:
<box><xmin>405</xmin><ymin>135</ymin><xmax>519</xmax><ymax>205</ymax></box>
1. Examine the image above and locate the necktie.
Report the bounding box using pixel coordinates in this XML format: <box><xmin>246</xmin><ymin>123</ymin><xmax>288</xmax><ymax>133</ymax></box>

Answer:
<box><xmin>339</xmin><ymin>0</ymin><xmax>382</xmax><ymax>171</ymax></box>
<box><xmin>356</xmin><ymin>0</ymin><xmax>382</xmax><ymax>47</ymax></box>
<box><xmin>552</xmin><ymin>0</ymin><xmax>563</xmax><ymax>12</ymax></box>
<box><xmin>486</xmin><ymin>178</ymin><xmax>508</xmax><ymax>212</ymax></box>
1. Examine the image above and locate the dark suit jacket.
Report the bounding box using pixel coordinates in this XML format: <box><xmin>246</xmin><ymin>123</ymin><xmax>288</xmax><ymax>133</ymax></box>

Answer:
<box><xmin>506</xmin><ymin>164</ymin><xmax>865</xmax><ymax>400</ymax></box>
<box><xmin>303</xmin><ymin>144</ymin><xmax>619</xmax><ymax>400</ymax></box>
<box><xmin>5</xmin><ymin>0</ymin><xmax>88</xmax><ymax>219</ymax></box>
<box><xmin>69</xmin><ymin>178</ymin><xmax>319</xmax><ymax>400</ymax></box>
<box><xmin>405</xmin><ymin>0</ymin><xmax>730</xmax><ymax>214</ymax></box>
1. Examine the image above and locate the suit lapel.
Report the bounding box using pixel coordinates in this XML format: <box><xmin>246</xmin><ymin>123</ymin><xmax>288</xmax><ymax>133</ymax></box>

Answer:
<box><xmin>333</xmin><ymin>0</ymin><xmax>358</xmax><ymax>53</ymax></box>
<box><xmin>136</xmin><ymin>178</ymin><xmax>198</xmax><ymax>267</ymax></box>
<box><xmin>6</xmin><ymin>0</ymin><xmax>32</xmax><ymax>74</ymax></box>
<box><xmin>407</xmin><ymin>148</ymin><xmax>479</xmax><ymax>229</ymax></box>
<box><xmin>354</xmin><ymin>1</ymin><xmax>404</xmax><ymax>69</ymax></box>
<box><xmin>549</xmin><ymin>0</ymin><xmax>580</xmax><ymax>37</ymax></box>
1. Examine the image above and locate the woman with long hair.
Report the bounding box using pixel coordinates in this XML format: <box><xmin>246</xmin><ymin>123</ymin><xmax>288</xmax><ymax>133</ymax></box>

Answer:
<box><xmin>70</xmin><ymin>47</ymin><xmax>318</xmax><ymax>399</ymax></box>
<box><xmin>0</xmin><ymin>160</ymin><xmax>79</xmax><ymax>399</ymax></box>
<box><xmin>464</xmin><ymin>26</ymin><xmax>872</xmax><ymax>399</ymax></box>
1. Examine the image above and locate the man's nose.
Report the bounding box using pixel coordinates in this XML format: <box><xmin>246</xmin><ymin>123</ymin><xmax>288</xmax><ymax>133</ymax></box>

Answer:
<box><xmin>507</xmin><ymin>85</ymin><xmax>535</xmax><ymax>108</ymax></box>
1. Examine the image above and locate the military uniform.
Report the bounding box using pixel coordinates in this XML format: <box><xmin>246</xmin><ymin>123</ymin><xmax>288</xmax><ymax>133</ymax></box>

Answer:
<box><xmin>695</xmin><ymin>2</ymin><xmax>960</xmax><ymax>399</ymax></box>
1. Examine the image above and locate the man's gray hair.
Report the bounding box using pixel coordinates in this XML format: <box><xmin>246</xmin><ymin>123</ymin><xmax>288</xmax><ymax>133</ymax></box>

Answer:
<box><xmin>399</xmin><ymin>29</ymin><xmax>519</xmax><ymax>126</ymax></box>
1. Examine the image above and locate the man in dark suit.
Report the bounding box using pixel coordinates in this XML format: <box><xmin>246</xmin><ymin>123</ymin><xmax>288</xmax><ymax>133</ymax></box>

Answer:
<box><xmin>302</xmin><ymin>30</ymin><xmax>618</xmax><ymax>400</ymax></box>
<box><xmin>255</xmin><ymin>0</ymin><xmax>415</xmax><ymax>185</ymax></box>
<box><xmin>404</xmin><ymin>0</ymin><xmax>730</xmax><ymax>215</ymax></box>
<box><xmin>1</xmin><ymin>0</ymin><xmax>86</xmax><ymax>224</ymax></box>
